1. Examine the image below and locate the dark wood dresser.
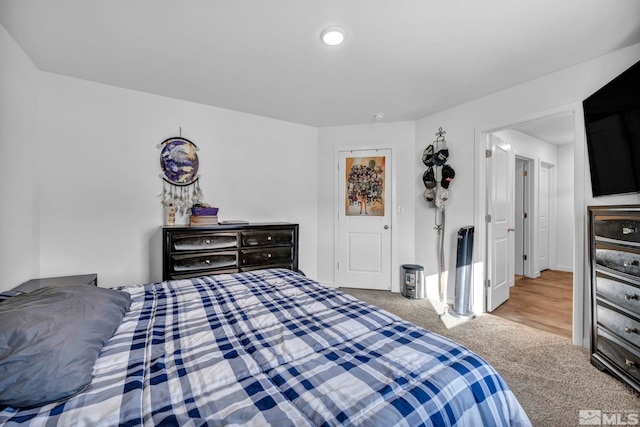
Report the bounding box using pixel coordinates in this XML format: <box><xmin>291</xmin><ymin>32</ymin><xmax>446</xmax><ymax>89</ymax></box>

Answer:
<box><xmin>588</xmin><ymin>205</ymin><xmax>640</xmax><ymax>392</ymax></box>
<box><xmin>162</xmin><ymin>223</ymin><xmax>299</xmax><ymax>280</ymax></box>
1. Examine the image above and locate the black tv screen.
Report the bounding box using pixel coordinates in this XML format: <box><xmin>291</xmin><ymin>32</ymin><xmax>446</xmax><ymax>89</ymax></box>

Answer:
<box><xmin>583</xmin><ymin>60</ymin><xmax>640</xmax><ymax>197</ymax></box>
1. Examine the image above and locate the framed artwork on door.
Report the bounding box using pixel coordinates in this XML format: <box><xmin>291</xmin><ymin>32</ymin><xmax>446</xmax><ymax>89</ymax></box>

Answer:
<box><xmin>345</xmin><ymin>156</ymin><xmax>386</xmax><ymax>216</ymax></box>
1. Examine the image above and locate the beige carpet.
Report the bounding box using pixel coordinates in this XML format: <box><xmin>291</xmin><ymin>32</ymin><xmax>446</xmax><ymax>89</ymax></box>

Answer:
<box><xmin>339</xmin><ymin>288</ymin><xmax>640</xmax><ymax>427</ymax></box>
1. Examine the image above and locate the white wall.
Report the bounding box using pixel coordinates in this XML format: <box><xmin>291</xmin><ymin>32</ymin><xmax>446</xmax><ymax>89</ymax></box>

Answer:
<box><xmin>496</xmin><ymin>130</ymin><xmax>558</xmax><ymax>165</ymax></box>
<box><xmin>415</xmin><ymin>42</ymin><xmax>640</xmax><ymax>346</ymax></box>
<box><xmin>0</xmin><ymin>25</ymin><xmax>40</xmax><ymax>291</ymax></box>
<box><xmin>37</xmin><ymin>72</ymin><xmax>318</xmax><ymax>288</ymax></box>
<box><xmin>557</xmin><ymin>144</ymin><xmax>575</xmax><ymax>272</ymax></box>
<box><xmin>414</xmin><ymin>120</ymin><xmax>478</xmax><ymax>301</ymax></box>
<box><xmin>2</xmin><ymin>17</ymin><xmax>639</xmax><ymax>319</ymax></box>
<box><xmin>317</xmin><ymin>122</ymin><xmax>416</xmax><ymax>292</ymax></box>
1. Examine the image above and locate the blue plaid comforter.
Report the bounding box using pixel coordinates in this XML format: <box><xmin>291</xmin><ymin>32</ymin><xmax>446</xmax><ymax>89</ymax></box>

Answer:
<box><xmin>0</xmin><ymin>269</ymin><xmax>530</xmax><ymax>426</ymax></box>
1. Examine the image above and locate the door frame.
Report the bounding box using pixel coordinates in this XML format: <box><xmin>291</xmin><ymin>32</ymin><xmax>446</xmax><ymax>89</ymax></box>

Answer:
<box><xmin>514</xmin><ymin>155</ymin><xmax>535</xmax><ymax>278</ymax></box>
<box><xmin>334</xmin><ymin>146</ymin><xmax>398</xmax><ymax>291</ymax></box>
<box><xmin>510</xmin><ymin>152</ymin><xmax>556</xmax><ymax>279</ymax></box>
<box><xmin>473</xmin><ymin>102</ymin><xmax>585</xmax><ymax>347</ymax></box>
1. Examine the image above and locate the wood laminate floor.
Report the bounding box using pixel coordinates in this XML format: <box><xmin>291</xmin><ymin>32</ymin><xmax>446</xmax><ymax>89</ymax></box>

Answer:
<box><xmin>491</xmin><ymin>270</ymin><xmax>573</xmax><ymax>339</ymax></box>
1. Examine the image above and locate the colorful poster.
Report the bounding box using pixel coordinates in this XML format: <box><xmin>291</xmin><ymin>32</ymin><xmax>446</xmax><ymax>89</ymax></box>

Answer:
<box><xmin>345</xmin><ymin>156</ymin><xmax>385</xmax><ymax>216</ymax></box>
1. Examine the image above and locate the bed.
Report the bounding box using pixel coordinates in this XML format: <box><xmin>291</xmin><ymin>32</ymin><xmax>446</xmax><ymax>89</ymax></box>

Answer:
<box><xmin>0</xmin><ymin>268</ymin><xmax>531</xmax><ymax>426</ymax></box>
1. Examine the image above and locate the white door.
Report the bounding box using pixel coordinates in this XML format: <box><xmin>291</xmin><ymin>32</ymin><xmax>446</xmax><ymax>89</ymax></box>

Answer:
<box><xmin>538</xmin><ymin>163</ymin><xmax>551</xmax><ymax>271</ymax></box>
<box><xmin>486</xmin><ymin>134</ymin><xmax>515</xmax><ymax>311</ymax></box>
<box><xmin>337</xmin><ymin>149</ymin><xmax>392</xmax><ymax>290</ymax></box>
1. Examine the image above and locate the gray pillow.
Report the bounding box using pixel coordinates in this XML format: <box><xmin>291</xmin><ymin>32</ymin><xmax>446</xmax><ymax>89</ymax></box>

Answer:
<box><xmin>0</xmin><ymin>285</ymin><xmax>131</xmax><ymax>408</ymax></box>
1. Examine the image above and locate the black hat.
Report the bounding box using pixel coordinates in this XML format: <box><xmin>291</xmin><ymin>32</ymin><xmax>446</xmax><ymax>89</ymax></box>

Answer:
<box><xmin>422</xmin><ymin>145</ymin><xmax>434</xmax><ymax>167</ymax></box>
<box><xmin>422</xmin><ymin>167</ymin><xmax>436</xmax><ymax>189</ymax></box>
<box><xmin>441</xmin><ymin>165</ymin><xmax>455</xmax><ymax>188</ymax></box>
<box><xmin>433</xmin><ymin>140</ymin><xmax>449</xmax><ymax>166</ymax></box>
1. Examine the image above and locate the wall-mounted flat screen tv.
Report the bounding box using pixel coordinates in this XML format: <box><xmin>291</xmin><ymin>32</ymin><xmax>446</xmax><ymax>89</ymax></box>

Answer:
<box><xmin>583</xmin><ymin>60</ymin><xmax>640</xmax><ymax>197</ymax></box>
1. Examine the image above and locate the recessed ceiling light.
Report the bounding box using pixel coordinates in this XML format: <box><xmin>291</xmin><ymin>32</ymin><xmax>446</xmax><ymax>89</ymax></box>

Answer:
<box><xmin>321</xmin><ymin>27</ymin><xmax>347</xmax><ymax>46</ymax></box>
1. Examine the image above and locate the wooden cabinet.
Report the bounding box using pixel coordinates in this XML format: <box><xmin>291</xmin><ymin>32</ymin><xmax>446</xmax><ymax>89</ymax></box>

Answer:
<box><xmin>163</xmin><ymin>223</ymin><xmax>298</xmax><ymax>280</ymax></box>
<box><xmin>589</xmin><ymin>205</ymin><xmax>640</xmax><ymax>392</ymax></box>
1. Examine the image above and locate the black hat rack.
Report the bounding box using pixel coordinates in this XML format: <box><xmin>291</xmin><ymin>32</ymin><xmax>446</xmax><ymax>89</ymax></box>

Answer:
<box><xmin>421</xmin><ymin>127</ymin><xmax>456</xmax><ymax>302</ymax></box>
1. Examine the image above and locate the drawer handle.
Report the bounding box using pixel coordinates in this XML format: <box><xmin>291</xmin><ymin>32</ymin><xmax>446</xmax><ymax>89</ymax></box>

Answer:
<box><xmin>625</xmin><ymin>359</ymin><xmax>638</xmax><ymax>368</ymax></box>
<box><xmin>623</xmin><ymin>227</ymin><xmax>637</xmax><ymax>235</ymax></box>
<box><xmin>624</xmin><ymin>293</ymin><xmax>639</xmax><ymax>301</ymax></box>
<box><xmin>267</xmin><ymin>253</ymin><xmax>272</xmax><ymax>258</ymax></box>
<box><xmin>624</xmin><ymin>327</ymin><xmax>638</xmax><ymax>334</ymax></box>
<box><xmin>267</xmin><ymin>236</ymin><xmax>272</xmax><ymax>241</ymax></box>
<box><xmin>205</xmin><ymin>239</ymin><xmax>212</xmax><ymax>245</ymax></box>
<box><xmin>204</xmin><ymin>259</ymin><xmax>211</xmax><ymax>265</ymax></box>
<box><xmin>623</xmin><ymin>260</ymin><xmax>639</xmax><ymax>267</ymax></box>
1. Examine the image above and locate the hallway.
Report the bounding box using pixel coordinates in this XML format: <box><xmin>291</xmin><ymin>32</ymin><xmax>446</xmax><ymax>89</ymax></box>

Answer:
<box><xmin>491</xmin><ymin>270</ymin><xmax>573</xmax><ymax>339</ymax></box>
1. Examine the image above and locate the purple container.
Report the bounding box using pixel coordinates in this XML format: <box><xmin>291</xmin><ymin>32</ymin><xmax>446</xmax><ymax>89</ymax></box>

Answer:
<box><xmin>191</xmin><ymin>207</ymin><xmax>219</xmax><ymax>216</ymax></box>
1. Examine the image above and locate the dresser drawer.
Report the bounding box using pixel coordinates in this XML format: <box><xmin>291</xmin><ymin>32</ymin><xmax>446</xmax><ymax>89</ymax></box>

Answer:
<box><xmin>596</xmin><ymin>329</ymin><xmax>640</xmax><ymax>382</ymax></box>
<box><xmin>596</xmin><ymin>302</ymin><xmax>640</xmax><ymax>348</ymax></box>
<box><xmin>594</xmin><ymin>215</ymin><xmax>640</xmax><ymax>245</ymax></box>
<box><xmin>171</xmin><ymin>232</ymin><xmax>238</xmax><ymax>252</ymax></box>
<box><xmin>241</xmin><ymin>230</ymin><xmax>294</xmax><ymax>247</ymax></box>
<box><xmin>595</xmin><ymin>244</ymin><xmax>640</xmax><ymax>277</ymax></box>
<box><xmin>241</xmin><ymin>263</ymin><xmax>294</xmax><ymax>273</ymax></box>
<box><xmin>240</xmin><ymin>247</ymin><xmax>293</xmax><ymax>266</ymax></box>
<box><xmin>595</xmin><ymin>272</ymin><xmax>640</xmax><ymax>316</ymax></box>
<box><xmin>171</xmin><ymin>251</ymin><xmax>237</xmax><ymax>273</ymax></box>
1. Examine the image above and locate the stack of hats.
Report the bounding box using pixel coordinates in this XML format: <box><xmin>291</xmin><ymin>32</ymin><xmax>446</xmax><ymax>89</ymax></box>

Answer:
<box><xmin>422</xmin><ymin>127</ymin><xmax>455</xmax><ymax>208</ymax></box>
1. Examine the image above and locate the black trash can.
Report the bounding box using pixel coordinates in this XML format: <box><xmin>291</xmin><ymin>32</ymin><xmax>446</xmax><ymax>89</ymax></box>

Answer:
<box><xmin>401</xmin><ymin>264</ymin><xmax>425</xmax><ymax>299</ymax></box>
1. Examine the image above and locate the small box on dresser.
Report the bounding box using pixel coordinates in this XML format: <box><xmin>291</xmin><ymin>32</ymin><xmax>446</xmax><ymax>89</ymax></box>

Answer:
<box><xmin>589</xmin><ymin>205</ymin><xmax>640</xmax><ymax>393</ymax></box>
<box><xmin>163</xmin><ymin>223</ymin><xmax>298</xmax><ymax>280</ymax></box>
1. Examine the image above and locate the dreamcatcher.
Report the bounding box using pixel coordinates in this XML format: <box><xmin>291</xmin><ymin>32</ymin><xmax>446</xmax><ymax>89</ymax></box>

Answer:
<box><xmin>158</xmin><ymin>135</ymin><xmax>204</xmax><ymax>215</ymax></box>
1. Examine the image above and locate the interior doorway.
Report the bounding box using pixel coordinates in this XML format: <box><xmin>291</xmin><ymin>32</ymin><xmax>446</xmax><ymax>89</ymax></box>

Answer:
<box><xmin>514</xmin><ymin>157</ymin><xmax>533</xmax><ymax>277</ymax></box>
<box><xmin>483</xmin><ymin>111</ymin><xmax>575</xmax><ymax>337</ymax></box>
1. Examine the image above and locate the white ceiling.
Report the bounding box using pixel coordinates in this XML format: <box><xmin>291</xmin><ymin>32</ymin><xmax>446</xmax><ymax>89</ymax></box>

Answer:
<box><xmin>1</xmin><ymin>0</ymin><xmax>639</xmax><ymax>127</ymax></box>
<box><xmin>513</xmin><ymin>113</ymin><xmax>575</xmax><ymax>146</ymax></box>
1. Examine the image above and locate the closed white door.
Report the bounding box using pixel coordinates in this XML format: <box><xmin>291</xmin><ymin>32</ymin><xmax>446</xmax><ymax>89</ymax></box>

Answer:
<box><xmin>337</xmin><ymin>149</ymin><xmax>392</xmax><ymax>290</ymax></box>
<box><xmin>538</xmin><ymin>163</ymin><xmax>551</xmax><ymax>271</ymax></box>
<box><xmin>487</xmin><ymin>134</ymin><xmax>514</xmax><ymax>311</ymax></box>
